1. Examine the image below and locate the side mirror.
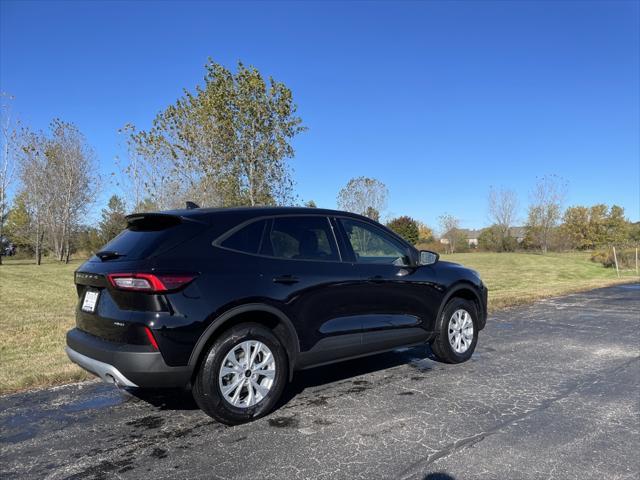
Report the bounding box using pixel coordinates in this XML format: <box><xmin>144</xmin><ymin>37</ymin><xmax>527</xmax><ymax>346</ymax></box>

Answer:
<box><xmin>419</xmin><ymin>250</ymin><xmax>439</xmax><ymax>266</ymax></box>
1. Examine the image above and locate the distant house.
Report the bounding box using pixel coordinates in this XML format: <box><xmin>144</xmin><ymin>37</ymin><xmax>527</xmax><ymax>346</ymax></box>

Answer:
<box><xmin>439</xmin><ymin>229</ymin><xmax>482</xmax><ymax>247</ymax></box>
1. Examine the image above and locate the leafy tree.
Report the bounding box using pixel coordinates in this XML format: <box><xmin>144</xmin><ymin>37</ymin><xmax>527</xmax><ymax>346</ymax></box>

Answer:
<box><xmin>416</xmin><ymin>221</ymin><xmax>434</xmax><ymax>243</ymax></box>
<box><xmin>99</xmin><ymin>195</ymin><xmax>127</xmax><ymax>243</ymax></box>
<box><xmin>629</xmin><ymin>222</ymin><xmax>640</xmax><ymax>244</ymax></box>
<box><xmin>562</xmin><ymin>205</ymin><xmax>591</xmax><ymax>249</ymax></box>
<box><xmin>604</xmin><ymin>205</ymin><xmax>629</xmax><ymax>245</ymax></box>
<box><xmin>122</xmin><ymin>59</ymin><xmax>306</xmax><ymax>209</ymax></box>
<box><xmin>387</xmin><ymin>216</ymin><xmax>420</xmax><ymax>245</ymax></box>
<box><xmin>563</xmin><ymin>204</ymin><xmax>630</xmax><ymax>249</ymax></box>
<box><xmin>478</xmin><ymin>224</ymin><xmax>518</xmax><ymax>252</ymax></box>
<box><xmin>304</xmin><ymin>200</ymin><xmax>317</xmax><ymax>208</ymax></box>
<box><xmin>76</xmin><ymin>225</ymin><xmax>103</xmax><ymax>254</ymax></box>
<box><xmin>337</xmin><ymin>177</ymin><xmax>388</xmax><ymax>220</ymax></box>
<box><xmin>3</xmin><ymin>192</ymin><xmax>32</xmax><ymax>252</ymax></box>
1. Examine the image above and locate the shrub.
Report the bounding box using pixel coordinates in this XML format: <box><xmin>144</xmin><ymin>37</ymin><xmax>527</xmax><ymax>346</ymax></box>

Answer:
<box><xmin>386</xmin><ymin>216</ymin><xmax>420</xmax><ymax>245</ymax></box>
<box><xmin>591</xmin><ymin>248</ymin><xmax>638</xmax><ymax>269</ymax></box>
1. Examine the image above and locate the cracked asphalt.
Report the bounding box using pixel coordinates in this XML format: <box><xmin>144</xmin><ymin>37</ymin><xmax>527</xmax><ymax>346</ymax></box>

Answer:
<box><xmin>1</xmin><ymin>284</ymin><xmax>639</xmax><ymax>480</ymax></box>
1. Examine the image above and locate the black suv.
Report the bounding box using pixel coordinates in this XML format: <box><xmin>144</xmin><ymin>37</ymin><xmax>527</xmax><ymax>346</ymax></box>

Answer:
<box><xmin>66</xmin><ymin>207</ymin><xmax>487</xmax><ymax>424</ymax></box>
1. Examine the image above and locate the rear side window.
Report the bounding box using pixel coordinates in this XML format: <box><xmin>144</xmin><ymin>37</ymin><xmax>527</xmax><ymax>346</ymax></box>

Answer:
<box><xmin>262</xmin><ymin>216</ymin><xmax>338</xmax><ymax>261</ymax></box>
<box><xmin>96</xmin><ymin>215</ymin><xmax>205</xmax><ymax>261</ymax></box>
<box><xmin>219</xmin><ymin>220</ymin><xmax>267</xmax><ymax>254</ymax></box>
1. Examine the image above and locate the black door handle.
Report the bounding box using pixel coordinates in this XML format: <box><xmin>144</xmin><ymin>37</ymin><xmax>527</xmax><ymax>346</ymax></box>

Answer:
<box><xmin>368</xmin><ymin>275</ymin><xmax>385</xmax><ymax>283</ymax></box>
<box><xmin>273</xmin><ymin>275</ymin><xmax>300</xmax><ymax>285</ymax></box>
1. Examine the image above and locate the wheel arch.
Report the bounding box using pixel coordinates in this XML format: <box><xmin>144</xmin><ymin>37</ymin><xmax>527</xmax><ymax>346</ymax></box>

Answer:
<box><xmin>188</xmin><ymin>304</ymin><xmax>300</xmax><ymax>382</ymax></box>
<box><xmin>436</xmin><ymin>282</ymin><xmax>486</xmax><ymax>331</ymax></box>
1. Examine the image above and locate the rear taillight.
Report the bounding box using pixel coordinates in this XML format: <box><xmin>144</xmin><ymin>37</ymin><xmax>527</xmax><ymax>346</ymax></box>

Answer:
<box><xmin>106</xmin><ymin>273</ymin><xmax>197</xmax><ymax>292</ymax></box>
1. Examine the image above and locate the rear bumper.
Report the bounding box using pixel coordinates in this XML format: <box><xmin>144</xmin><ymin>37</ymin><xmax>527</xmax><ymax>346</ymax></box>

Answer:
<box><xmin>66</xmin><ymin>328</ymin><xmax>192</xmax><ymax>388</ymax></box>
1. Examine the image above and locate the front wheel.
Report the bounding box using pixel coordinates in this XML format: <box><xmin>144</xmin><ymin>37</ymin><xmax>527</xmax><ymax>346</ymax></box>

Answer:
<box><xmin>192</xmin><ymin>323</ymin><xmax>288</xmax><ymax>425</ymax></box>
<box><xmin>430</xmin><ymin>298</ymin><xmax>478</xmax><ymax>363</ymax></box>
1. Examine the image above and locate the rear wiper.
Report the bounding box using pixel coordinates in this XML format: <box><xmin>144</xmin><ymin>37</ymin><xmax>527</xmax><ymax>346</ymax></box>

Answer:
<box><xmin>95</xmin><ymin>250</ymin><xmax>126</xmax><ymax>261</ymax></box>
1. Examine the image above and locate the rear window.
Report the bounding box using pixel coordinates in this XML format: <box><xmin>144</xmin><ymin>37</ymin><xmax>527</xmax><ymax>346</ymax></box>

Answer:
<box><xmin>94</xmin><ymin>215</ymin><xmax>205</xmax><ymax>261</ymax></box>
<box><xmin>219</xmin><ymin>219</ymin><xmax>267</xmax><ymax>254</ymax></box>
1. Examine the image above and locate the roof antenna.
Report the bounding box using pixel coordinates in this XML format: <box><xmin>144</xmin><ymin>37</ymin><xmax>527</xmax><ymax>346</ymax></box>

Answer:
<box><xmin>185</xmin><ymin>201</ymin><xmax>200</xmax><ymax>210</ymax></box>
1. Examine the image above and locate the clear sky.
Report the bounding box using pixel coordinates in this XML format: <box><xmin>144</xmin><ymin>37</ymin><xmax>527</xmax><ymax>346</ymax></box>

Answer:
<box><xmin>1</xmin><ymin>0</ymin><xmax>638</xmax><ymax>229</ymax></box>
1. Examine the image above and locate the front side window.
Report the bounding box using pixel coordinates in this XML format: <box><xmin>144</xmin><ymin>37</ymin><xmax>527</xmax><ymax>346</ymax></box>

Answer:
<box><xmin>340</xmin><ymin>218</ymin><xmax>410</xmax><ymax>265</ymax></box>
<box><xmin>263</xmin><ymin>216</ymin><xmax>339</xmax><ymax>261</ymax></box>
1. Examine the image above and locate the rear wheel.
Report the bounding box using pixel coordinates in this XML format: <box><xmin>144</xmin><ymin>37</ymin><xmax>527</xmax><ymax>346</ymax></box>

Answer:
<box><xmin>430</xmin><ymin>298</ymin><xmax>478</xmax><ymax>363</ymax></box>
<box><xmin>193</xmin><ymin>323</ymin><xmax>288</xmax><ymax>425</ymax></box>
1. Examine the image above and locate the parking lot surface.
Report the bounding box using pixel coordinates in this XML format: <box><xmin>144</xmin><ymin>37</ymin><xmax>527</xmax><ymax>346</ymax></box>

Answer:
<box><xmin>1</xmin><ymin>284</ymin><xmax>639</xmax><ymax>480</ymax></box>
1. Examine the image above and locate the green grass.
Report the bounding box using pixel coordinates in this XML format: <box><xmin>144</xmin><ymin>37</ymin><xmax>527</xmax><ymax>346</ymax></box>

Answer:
<box><xmin>0</xmin><ymin>252</ymin><xmax>637</xmax><ymax>394</ymax></box>
<box><xmin>0</xmin><ymin>258</ymin><xmax>91</xmax><ymax>394</ymax></box>
<box><xmin>445</xmin><ymin>251</ymin><xmax>638</xmax><ymax>311</ymax></box>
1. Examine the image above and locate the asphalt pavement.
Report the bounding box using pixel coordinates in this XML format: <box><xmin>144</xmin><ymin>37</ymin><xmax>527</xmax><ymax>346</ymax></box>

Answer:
<box><xmin>1</xmin><ymin>284</ymin><xmax>639</xmax><ymax>480</ymax></box>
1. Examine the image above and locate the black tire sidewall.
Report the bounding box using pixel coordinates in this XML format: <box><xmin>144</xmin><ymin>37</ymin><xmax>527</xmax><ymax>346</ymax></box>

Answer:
<box><xmin>437</xmin><ymin>298</ymin><xmax>478</xmax><ymax>363</ymax></box>
<box><xmin>194</xmin><ymin>323</ymin><xmax>288</xmax><ymax>424</ymax></box>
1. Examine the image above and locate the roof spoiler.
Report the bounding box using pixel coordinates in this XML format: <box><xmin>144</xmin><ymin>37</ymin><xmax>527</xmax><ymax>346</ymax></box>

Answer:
<box><xmin>125</xmin><ymin>213</ymin><xmax>183</xmax><ymax>230</ymax></box>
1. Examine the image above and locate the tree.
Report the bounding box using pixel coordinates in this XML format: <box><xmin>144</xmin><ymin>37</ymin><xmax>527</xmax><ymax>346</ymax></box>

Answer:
<box><xmin>488</xmin><ymin>186</ymin><xmax>518</xmax><ymax>249</ymax></box>
<box><xmin>525</xmin><ymin>175</ymin><xmax>567</xmax><ymax>253</ymax></box>
<box><xmin>0</xmin><ymin>93</ymin><xmax>18</xmax><ymax>265</ymax></box>
<box><xmin>438</xmin><ymin>213</ymin><xmax>462</xmax><ymax>254</ymax></box>
<box><xmin>562</xmin><ymin>205</ymin><xmax>591</xmax><ymax>249</ymax></box>
<box><xmin>75</xmin><ymin>225</ymin><xmax>103</xmax><ymax>254</ymax></box>
<box><xmin>16</xmin><ymin>128</ymin><xmax>49</xmax><ymax>264</ymax></box>
<box><xmin>44</xmin><ymin>119</ymin><xmax>98</xmax><ymax>262</ymax></box>
<box><xmin>3</xmin><ymin>192</ymin><xmax>32</xmax><ymax>253</ymax></box>
<box><xmin>604</xmin><ymin>205</ymin><xmax>629</xmax><ymax>245</ymax></box>
<box><xmin>337</xmin><ymin>177</ymin><xmax>388</xmax><ymax>220</ymax></box>
<box><xmin>15</xmin><ymin>120</ymin><xmax>97</xmax><ymax>264</ymax></box>
<box><xmin>304</xmin><ymin>200</ymin><xmax>317</xmax><ymax>208</ymax></box>
<box><xmin>121</xmin><ymin>59</ymin><xmax>306</xmax><ymax>209</ymax></box>
<box><xmin>416</xmin><ymin>221</ymin><xmax>434</xmax><ymax>243</ymax></box>
<box><xmin>387</xmin><ymin>216</ymin><xmax>420</xmax><ymax>245</ymax></box>
<box><xmin>562</xmin><ymin>204</ymin><xmax>630</xmax><ymax>249</ymax></box>
<box><xmin>99</xmin><ymin>195</ymin><xmax>127</xmax><ymax>243</ymax></box>
<box><xmin>478</xmin><ymin>224</ymin><xmax>518</xmax><ymax>252</ymax></box>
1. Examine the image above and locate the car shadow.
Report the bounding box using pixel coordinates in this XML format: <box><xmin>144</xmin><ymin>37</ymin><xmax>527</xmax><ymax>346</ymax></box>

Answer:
<box><xmin>126</xmin><ymin>387</ymin><xmax>200</xmax><ymax>411</ymax></box>
<box><xmin>277</xmin><ymin>344</ymin><xmax>437</xmax><ymax>408</ymax></box>
<box><xmin>126</xmin><ymin>344</ymin><xmax>438</xmax><ymax>412</ymax></box>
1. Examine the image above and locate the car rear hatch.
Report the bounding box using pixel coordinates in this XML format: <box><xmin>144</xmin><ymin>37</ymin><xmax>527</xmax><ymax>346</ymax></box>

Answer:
<box><xmin>74</xmin><ymin>213</ymin><xmax>206</xmax><ymax>345</ymax></box>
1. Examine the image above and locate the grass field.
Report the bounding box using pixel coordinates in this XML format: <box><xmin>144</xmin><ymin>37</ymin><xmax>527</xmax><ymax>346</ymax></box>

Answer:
<box><xmin>0</xmin><ymin>252</ymin><xmax>637</xmax><ymax>394</ymax></box>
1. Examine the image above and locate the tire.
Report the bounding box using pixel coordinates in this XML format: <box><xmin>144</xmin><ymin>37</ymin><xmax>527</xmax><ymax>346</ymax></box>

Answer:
<box><xmin>192</xmin><ymin>322</ymin><xmax>288</xmax><ymax>425</ymax></box>
<box><xmin>430</xmin><ymin>297</ymin><xmax>478</xmax><ymax>364</ymax></box>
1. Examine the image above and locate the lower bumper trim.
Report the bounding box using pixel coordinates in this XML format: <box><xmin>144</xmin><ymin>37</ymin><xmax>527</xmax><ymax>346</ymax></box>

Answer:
<box><xmin>66</xmin><ymin>347</ymin><xmax>138</xmax><ymax>388</ymax></box>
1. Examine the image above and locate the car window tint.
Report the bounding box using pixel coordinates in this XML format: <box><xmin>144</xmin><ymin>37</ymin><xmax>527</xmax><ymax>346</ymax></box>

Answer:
<box><xmin>220</xmin><ymin>220</ymin><xmax>266</xmax><ymax>254</ymax></box>
<box><xmin>97</xmin><ymin>219</ymin><xmax>205</xmax><ymax>261</ymax></box>
<box><xmin>340</xmin><ymin>218</ymin><xmax>409</xmax><ymax>265</ymax></box>
<box><xmin>265</xmin><ymin>217</ymin><xmax>338</xmax><ymax>261</ymax></box>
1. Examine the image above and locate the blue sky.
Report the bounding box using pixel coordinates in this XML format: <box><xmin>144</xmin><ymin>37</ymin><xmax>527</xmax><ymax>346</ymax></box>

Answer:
<box><xmin>1</xmin><ymin>0</ymin><xmax>638</xmax><ymax>229</ymax></box>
